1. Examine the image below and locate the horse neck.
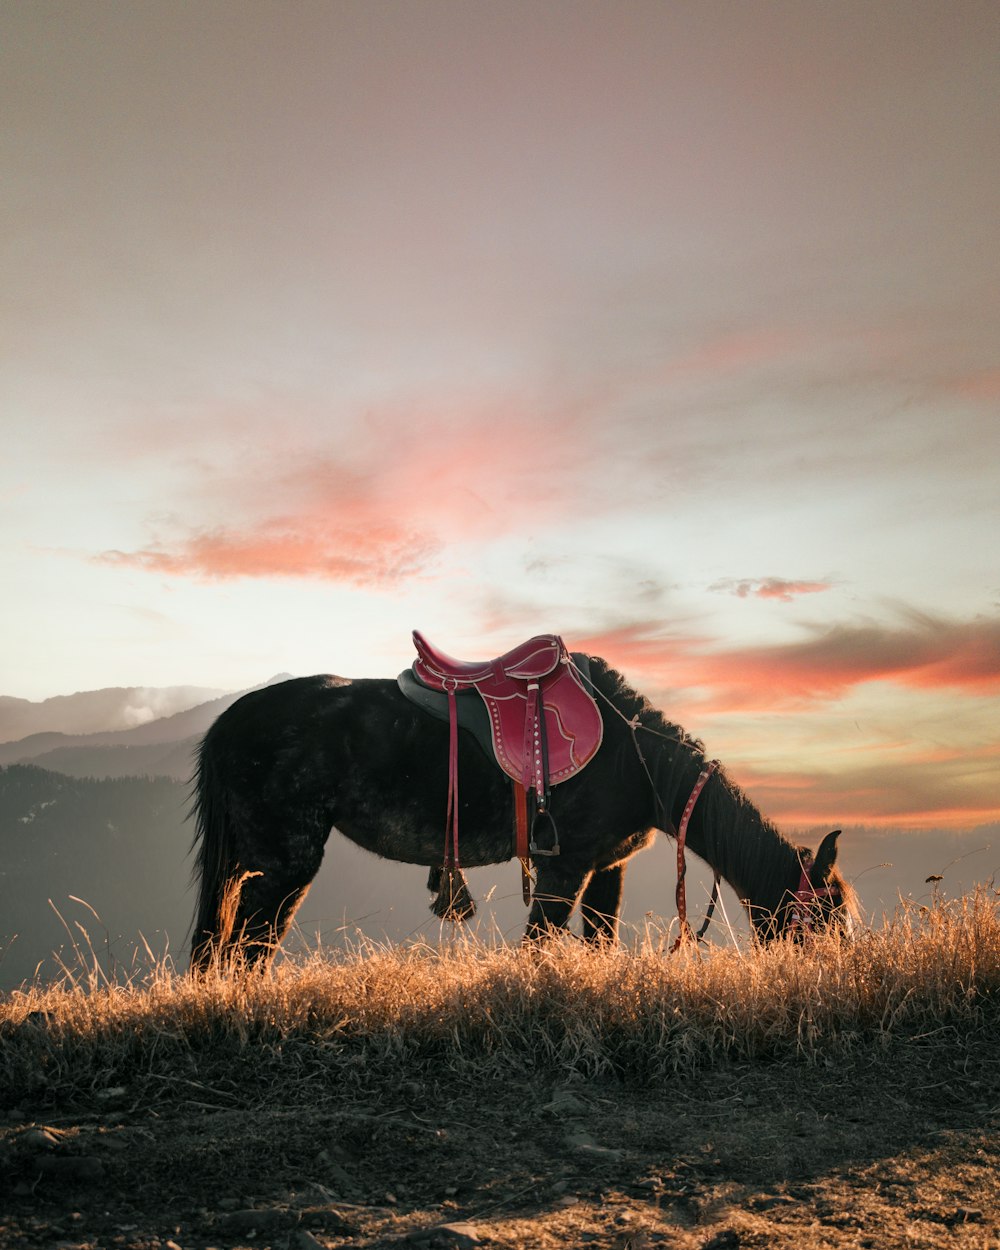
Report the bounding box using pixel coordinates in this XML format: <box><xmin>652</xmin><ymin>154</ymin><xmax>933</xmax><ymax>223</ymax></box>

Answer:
<box><xmin>663</xmin><ymin>754</ymin><xmax>801</xmax><ymax>927</ymax></box>
<box><xmin>588</xmin><ymin>659</ymin><xmax>801</xmax><ymax>927</ymax></box>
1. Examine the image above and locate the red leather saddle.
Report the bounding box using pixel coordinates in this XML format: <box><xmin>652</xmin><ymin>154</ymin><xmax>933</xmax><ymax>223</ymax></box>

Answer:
<box><xmin>411</xmin><ymin>630</ymin><xmax>604</xmax><ymax>873</ymax></box>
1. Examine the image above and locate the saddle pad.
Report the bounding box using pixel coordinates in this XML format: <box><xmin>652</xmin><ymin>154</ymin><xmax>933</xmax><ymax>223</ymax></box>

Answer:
<box><xmin>396</xmin><ymin>667</ymin><xmax>494</xmax><ymax>762</ymax></box>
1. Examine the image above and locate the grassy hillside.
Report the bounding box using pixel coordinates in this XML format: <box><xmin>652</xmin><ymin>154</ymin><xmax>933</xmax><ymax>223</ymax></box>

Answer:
<box><xmin>3</xmin><ymin>889</ymin><xmax>998</xmax><ymax>1098</ymax></box>
<box><xmin>1</xmin><ymin>895</ymin><xmax>998</xmax><ymax>1249</ymax></box>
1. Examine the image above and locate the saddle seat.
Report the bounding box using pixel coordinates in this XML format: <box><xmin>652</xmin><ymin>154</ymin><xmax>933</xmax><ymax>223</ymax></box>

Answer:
<box><xmin>412</xmin><ymin>630</ymin><xmax>563</xmax><ymax>685</ymax></box>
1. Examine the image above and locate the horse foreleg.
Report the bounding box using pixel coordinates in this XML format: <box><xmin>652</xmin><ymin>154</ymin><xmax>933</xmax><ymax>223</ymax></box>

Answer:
<box><xmin>580</xmin><ymin>863</ymin><xmax>625</xmax><ymax>943</ymax></box>
<box><xmin>524</xmin><ymin>859</ymin><xmax>591</xmax><ymax>941</ymax></box>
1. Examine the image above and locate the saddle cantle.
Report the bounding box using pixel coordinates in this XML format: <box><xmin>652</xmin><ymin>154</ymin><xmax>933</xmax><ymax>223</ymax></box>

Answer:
<box><xmin>405</xmin><ymin>631</ymin><xmax>604</xmax><ymax>899</ymax></box>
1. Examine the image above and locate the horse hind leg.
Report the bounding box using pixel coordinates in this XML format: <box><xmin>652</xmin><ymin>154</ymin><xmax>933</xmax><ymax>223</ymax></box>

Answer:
<box><xmin>580</xmin><ymin>863</ymin><xmax>625</xmax><ymax>944</ymax></box>
<box><xmin>219</xmin><ymin>864</ymin><xmax>318</xmax><ymax>971</ymax></box>
<box><xmin>192</xmin><ymin>818</ymin><xmax>326</xmax><ymax>974</ymax></box>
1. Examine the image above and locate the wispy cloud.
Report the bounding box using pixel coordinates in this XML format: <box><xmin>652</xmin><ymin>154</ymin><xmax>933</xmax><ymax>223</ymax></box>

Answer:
<box><xmin>100</xmin><ymin>518</ymin><xmax>437</xmax><ymax>587</ymax></box>
<box><xmin>574</xmin><ymin>611</ymin><xmax>1000</xmax><ymax>710</ymax></box>
<box><xmin>738</xmin><ymin>744</ymin><xmax>1000</xmax><ymax>829</ymax></box>
<box><xmin>95</xmin><ymin>404</ymin><xmax>598</xmax><ymax>585</ymax></box>
<box><xmin>709</xmin><ymin>577</ymin><xmax>833</xmax><ymax>602</ymax></box>
<box><xmin>955</xmin><ymin>368</ymin><xmax>1000</xmax><ymax>402</ymax></box>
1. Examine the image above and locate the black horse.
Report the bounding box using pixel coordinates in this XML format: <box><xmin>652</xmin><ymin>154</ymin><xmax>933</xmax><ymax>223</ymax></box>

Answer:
<box><xmin>189</xmin><ymin>654</ymin><xmax>857</xmax><ymax>971</ymax></box>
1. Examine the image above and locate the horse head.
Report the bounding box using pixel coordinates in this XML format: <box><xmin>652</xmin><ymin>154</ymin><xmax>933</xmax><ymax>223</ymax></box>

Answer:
<box><xmin>784</xmin><ymin>829</ymin><xmax>858</xmax><ymax>938</ymax></box>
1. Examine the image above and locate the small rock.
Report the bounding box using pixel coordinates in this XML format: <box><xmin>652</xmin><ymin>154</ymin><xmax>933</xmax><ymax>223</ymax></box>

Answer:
<box><xmin>95</xmin><ymin>1085</ymin><xmax>128</xmax><ymax>1101</ymax></box>
<box><xmin>434</xmin><ymin>1222</ymin><xmax>481</xmax><ymax>1247</ymax></box>
<box><xmin>36</xmin><ymin>1155</ymin><xmax>105</xmax><ymax>1182</ymax></box>
<box><xmin>747</xmin><ymin>1194</ymin><xmax>794</xmax><ymax>1212</ymax></box>
<box><xmin>298</xmin><ymin>1206</ymin><xmax>358</xmax><ymax>1235</ymax></box>
<box><xmin>544</xmin><ymin>1089</ymin><xmax>590</xmax><ymax>1115</ymax></box>
<box><xmin>564</xmin><ymin>1130</ymin><xmax>624</xmax><ymax>1162</ymax></box>
<box><xmin>215</xmin><ymin>1208</ymin><xmax>290</xmax><ymax>1235</ymax></box>
<box><xmin>955</xmin><ymin>1208</ymin><xmax>983</xmax><ymax>1224</ymax></box>
<box><xmin>701</xmin><ymin>1231</ymin><xmax>740</xmax><ymax>1250</ymax></box>
<box><xmin>291</xmin><ymin>1231</ymin><xmax>326</xmax><ymax>1250</ymax></box>
<box><xmin>556</xmin><ymin>1196</ymin><xmax>579</xmax><ymax>1208</ymax></box>
<box><xmin>408</xmin><ymin>1224</ymin><xmax>480</xmax><ymax>1249</ymax></box>
<box><xmin>21</xmin><ymin>1127</ymin><xmax>63</xmax><ymax>1151</ymax></box>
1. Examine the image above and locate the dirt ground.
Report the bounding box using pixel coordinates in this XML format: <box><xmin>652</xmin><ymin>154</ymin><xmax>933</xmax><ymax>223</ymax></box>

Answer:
<box><xmin>1</xmin><ymin>1029</ymin><xmax>998</xmax><ymax>1250</ymax></box>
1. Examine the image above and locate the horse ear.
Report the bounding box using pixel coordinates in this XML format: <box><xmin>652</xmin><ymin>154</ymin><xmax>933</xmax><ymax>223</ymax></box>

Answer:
<box><xmin>812</xmin><ymin>829</ymin><xmax>842</xmax><ymax>881</ymax></box>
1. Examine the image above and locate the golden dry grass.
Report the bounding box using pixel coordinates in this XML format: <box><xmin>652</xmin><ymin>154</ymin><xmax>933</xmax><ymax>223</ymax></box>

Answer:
<box><xmin>3</xmin><ymin>889</ymin><xmax>998</xmax><ymax>1111</ymax></box>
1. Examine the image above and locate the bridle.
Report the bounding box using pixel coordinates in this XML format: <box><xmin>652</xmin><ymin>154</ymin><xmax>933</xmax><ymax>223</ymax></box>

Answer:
<box><xmin>785</xmin><ymin>853</ymin><xmax>840</xmax><ymax>936</ymax></box>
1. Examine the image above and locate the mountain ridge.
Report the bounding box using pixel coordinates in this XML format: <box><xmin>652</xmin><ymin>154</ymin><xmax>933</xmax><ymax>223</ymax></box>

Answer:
<box><xmin>0</xmin><ymin>683</ymin><xmax>229</xmax><ymax>743</ymax></box>
<box><xmin>0</xmin><ymin>675</ymin><xmax>294</xmax><ymax>769</ymax></box>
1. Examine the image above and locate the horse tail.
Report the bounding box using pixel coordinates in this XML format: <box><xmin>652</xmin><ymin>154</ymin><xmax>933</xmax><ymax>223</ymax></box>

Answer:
<box><xmin>188</xmin><ymin>730</ymin><xmax>241</xmax><ymax>973</ymax></box>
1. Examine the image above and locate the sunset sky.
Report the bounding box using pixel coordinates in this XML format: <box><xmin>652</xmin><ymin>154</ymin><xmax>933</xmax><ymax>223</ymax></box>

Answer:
<box><xmin>3</xmin><ymin>1</ymin><xmax>999</xmax><ymax>836</ymax></box>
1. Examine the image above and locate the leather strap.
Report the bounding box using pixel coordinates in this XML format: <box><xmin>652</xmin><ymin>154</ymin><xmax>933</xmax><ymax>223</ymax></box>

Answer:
<box><xmin>444</xmin><ymin>683</ymin><xmax>460</xmax><ymax>869</ymax></box>
<box><xmin>671</xmin><ymin>760</ymin><xmax>719</xmax><ymax>951</ymax></box>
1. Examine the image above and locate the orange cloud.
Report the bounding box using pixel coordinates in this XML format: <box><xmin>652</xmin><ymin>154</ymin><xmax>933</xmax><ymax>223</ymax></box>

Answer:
<box><xmin>97</xmin><ymin>405</ymin><xmax>593</xmax><ymax>584</ymax></box>
<box><xmin>574</xmin><ymin>614</ymin><xmax>1000</xmax><ymax>709</ymax></box>
<box><xmin>658</xmin><ymin>328</ymin><xmax>806</xmax><ymax>380</ymax></box>
<box><xmin>100</xmin><ymin>518</ymin><xmax>436</xmax><ymax>587</ymax></box>
<box><xmin>956</xmin><ymin>368</ymin><xmax>1000</xmax><ymax>401</ymax></box>
<box><xmin>735</xmin><ymin>745</ymin><xmax>1000</xmax><ymax>830</ymax></box>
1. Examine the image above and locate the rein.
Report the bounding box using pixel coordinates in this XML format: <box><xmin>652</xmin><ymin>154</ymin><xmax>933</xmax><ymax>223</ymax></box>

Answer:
<box><xmin>671</xmin><ymin>760</ymin><xmax>720</xmax><ymax>951</ymax></box>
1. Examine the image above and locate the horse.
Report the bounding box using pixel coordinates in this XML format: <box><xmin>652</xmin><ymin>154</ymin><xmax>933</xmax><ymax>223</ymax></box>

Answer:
<box><xmin>188</xmin><ymin>653</ymin><xmax>858</xmax><ymax>971</ymax></box>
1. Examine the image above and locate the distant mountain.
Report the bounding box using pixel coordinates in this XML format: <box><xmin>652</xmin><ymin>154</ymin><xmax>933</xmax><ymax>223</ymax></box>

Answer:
<box><xmin>0</xmin><ymin>676</ymin><xmax>294</xmax><ymax>775</ymax></box>
<box><xmin>0</xmin><ymin>764</ymin><xmax>193</xmax><ymax>989</ymax></box>
<box><xmin>0</xmin><ymin>684</ymin><xmax>229</xmax><ymax>744</ymax></box>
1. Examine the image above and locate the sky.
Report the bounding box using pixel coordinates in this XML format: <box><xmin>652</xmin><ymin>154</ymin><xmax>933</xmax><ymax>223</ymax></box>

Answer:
<box><xmin>3</xmin><ymin>1</ymin><xmax>999</xmax><ymax>837</ymax></box>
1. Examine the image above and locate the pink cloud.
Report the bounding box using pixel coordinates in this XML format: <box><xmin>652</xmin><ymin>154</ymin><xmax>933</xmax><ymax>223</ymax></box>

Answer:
<box><xmin>658</xmin><ymin>328</ymin><xmax>807</xmax><ymax>380</ymax></box>
<box><xmin>736</xmin><ymin>745</ymin><xmax>1000</xmax><ymax>830</ymax></box>
<box><xmin>573</xmin><ymin>614</ymin><xmax>1000</xmax><ymax>710</ymax></box>
<box><xmin>565</xmin><ymin>622</ymin><xmax>1000</xmax><ymax>829</ymax></box>
<box><xmin>97</xmin><ymin>405</ymin><xmax>594</xmax><ymax>585</ymax></box>
<box><xmin>100</xmin><ymin>518</ymin><xmax>436</xmax><ymax>587</ymax></box>
<box><xmin>955</xmin><ymin>368</ymin><xmax>1000</xmax><ymax>401</ymax></box>
<box><xmin>710</xmin><ymin>577</ymin><xmax>833</xmax><ymax>602</ymax></box>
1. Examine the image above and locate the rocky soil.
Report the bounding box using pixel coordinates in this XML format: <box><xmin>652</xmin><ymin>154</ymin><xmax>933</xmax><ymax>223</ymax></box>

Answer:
<box><xmin>2</xmin><ymin>1029</ymin><xmax>998</xmax><ymax>1250</ymax></box>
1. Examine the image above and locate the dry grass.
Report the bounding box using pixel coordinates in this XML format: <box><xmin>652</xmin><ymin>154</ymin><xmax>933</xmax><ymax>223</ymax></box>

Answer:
<box><xmin>2</xmin><ymin>889</ymin><xmax>999</xmax><ymax>1111</ymax></box>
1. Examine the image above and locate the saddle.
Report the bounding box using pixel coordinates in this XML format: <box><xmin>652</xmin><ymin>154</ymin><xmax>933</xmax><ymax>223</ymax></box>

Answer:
<box><xmin>405</xmin><ymin>631</ymin><xmax>603</xmax><ymax>895</ymax></box>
